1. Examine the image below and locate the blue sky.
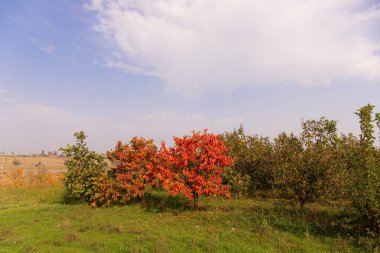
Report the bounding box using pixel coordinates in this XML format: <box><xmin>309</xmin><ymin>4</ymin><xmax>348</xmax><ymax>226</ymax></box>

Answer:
<box><xmin>1</xmin><ymin>0</ymin><xmax>380</xmax><ymax>154</ymax></box>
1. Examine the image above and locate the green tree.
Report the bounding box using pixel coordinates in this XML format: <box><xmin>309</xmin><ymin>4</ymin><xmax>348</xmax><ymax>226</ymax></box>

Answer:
<box><xmin>274</xmin><ymin>117</ymin><xmax>340</xmax><ymax>208</ymax></box>
<box><xmin>274</xmin><ymin>132</ymin><xmax>304</xmax><ymax>206</ymax></box>
<box><xmin>222</xmin><ymin>125</ymin><xmax>275</xmax><ymax>195</ymax></box>
<box><xmin>221</xmin><ymin>167</ymin><xmax>251</xmax><ymax>197</ymax></box>
<box><xmin>351</xmin><ymin>104</ymin><xmax>380</xmax><ymax>233</ymax></box>
<box><xmin>222</xmin><ymin>125</ymin><xmax>252</xmax><ymax>195</ymax></box>
<box><xmin>60</xmin><ymin>131</ymin><xmax>107</xmax><ymax>203</ymax></box>
<box><xmin>335</xmin><ymin>133</ymin><xmax>361</xmax><ymax>198</ymax></box>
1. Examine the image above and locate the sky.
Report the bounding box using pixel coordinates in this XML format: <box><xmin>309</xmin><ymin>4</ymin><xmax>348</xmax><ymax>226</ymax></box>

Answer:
<box><xmin>0</xmin><ymin>0</ymin><xmax>380</xmax><ymax>154</ymax></box>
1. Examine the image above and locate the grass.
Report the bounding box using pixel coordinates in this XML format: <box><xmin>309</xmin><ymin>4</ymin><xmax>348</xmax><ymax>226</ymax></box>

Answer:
<box><xmin>0</xmin><ymin>186</ymin><xmax>378</xmax><ymax>253</ymax></box>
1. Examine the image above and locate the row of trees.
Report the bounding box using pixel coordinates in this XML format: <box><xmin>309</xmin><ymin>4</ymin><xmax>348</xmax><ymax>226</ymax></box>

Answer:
<box><xmin>222</xmin><ymin>104</ymin><xmax>379</xmax><ymax>233</ymax></box>
<box><xmin>222</xmin><ymin>117</ymin><xmax>340</xmax><ymax>206</ymax></box>
<box><xmin>61</xmin><ymin>104</ymin><xmax>379</xmax><ymax>233</ymax></box>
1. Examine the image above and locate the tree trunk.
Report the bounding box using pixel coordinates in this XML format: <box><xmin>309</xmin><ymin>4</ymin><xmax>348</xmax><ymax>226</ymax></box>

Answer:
<box><xmin>299</xmin><ymin>196</ymin><xmax>306</xmax><ymax>209</ymax></box>
<box><xmin>192</xmin><ymin>192</ymin><xmax>199</xmax><ymax>209</ymax></box>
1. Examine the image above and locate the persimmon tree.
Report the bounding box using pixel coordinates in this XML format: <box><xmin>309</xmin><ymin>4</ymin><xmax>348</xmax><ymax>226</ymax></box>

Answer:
<box><xmin>159</xmin><ymin>130</ymin><xmax>233</xmax><ymax>208</ymax></box>
<box><xmin>93</xmin><ymin>137</ymin><xmax>159</xmax><ymax>206</ymax></box>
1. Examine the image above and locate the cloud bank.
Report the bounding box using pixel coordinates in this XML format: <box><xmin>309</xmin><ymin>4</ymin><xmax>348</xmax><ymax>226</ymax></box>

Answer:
<box><xmin>87</xmin><ymin>0</ymin><xmax>380</xmax><ymax>96</ymax></box>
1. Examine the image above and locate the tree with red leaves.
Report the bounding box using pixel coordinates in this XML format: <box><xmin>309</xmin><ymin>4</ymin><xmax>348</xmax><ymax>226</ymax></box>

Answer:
<box><xmin>159</xmin><ymin>130</ymin><xmax>233</xmax><ymax>208</ymax></box>
<box><xmin>94</xmin><ymin>137</ymin><xmax>158</xmax><ymax>206</ymax></box>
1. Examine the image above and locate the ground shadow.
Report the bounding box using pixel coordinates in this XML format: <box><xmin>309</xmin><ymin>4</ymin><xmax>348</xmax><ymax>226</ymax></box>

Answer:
<box><xmin>140</xmin><ymin>191</ymin><xmax>192</xmax><ymax>213</ymax></box>
<box><xmin>241</xmin><ymin>200</ymin><xmax>360</xmax><ymax>241</ymax></box>
<box><xmin>60</xmin><ymin>192</ymin><xmax>84</xmax><ymax>205</ymax></box>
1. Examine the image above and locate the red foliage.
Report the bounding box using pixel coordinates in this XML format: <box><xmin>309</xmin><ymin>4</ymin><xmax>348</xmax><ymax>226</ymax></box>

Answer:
<box><xmin>89</xmin><ymin>131</ymin><xmax>232</xmax><ymax>208</ymax></box>
<box><xmin>158</xmin><ymin>129</ymin><xmax>233</xmax><ymax>207</ymax></box>
<box><xmin>93</xmin><ymin>137</ymin><xmax>159</xmax><ymax>206</ymax></box>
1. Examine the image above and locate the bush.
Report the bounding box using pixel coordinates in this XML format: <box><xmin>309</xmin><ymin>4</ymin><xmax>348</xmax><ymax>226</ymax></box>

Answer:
<box><xmin>60</xmin><ymin>131</ymin><xmax>107</xmax><ymax>203</ymax></box>
<box><xmin>8</xmin><ymin>168</ymin><xmax>24</xmax><ymax>188</ymax></box>
<box><xmin>92</xmin><ymin>137</ymin><xmax>159</xmax><ymax>207</ymax></box>
<box><xmin>12</xmin><ymin>159</ymin><xmax>21</xmax><ymax>166</ymax></box>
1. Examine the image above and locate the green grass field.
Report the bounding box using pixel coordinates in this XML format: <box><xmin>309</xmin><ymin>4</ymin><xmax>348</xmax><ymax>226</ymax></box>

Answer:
<box><xmin>0</xmin><ymin>186</ymin><xmax>378</xmax><ymax>253</ymax></box>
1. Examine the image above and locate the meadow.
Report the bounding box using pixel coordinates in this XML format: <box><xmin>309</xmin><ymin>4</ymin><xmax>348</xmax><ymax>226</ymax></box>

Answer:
<box><xmin>0</xmin><ymin>182</ymin><xmax>378</xmax><ymax>253</ymax></box>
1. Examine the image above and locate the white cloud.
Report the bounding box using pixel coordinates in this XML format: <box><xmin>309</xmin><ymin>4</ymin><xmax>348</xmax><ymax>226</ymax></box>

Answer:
<box><xmin>105</xmin><ymin>59</ymin><xmax>156</xmax><ymax>76</ymax></box>
<box><xmin>88</xmin><ymin>0</ymin><xmax>380</xmax><ymax>96</ymax></box>
<box><xmin>39</xmin><ymin>45</ymin><xmax>56</xmax><ymax>54</ymax></box>
<box><xmin>30</xmin><ymin>37</ymin><xmax>56</xmax><ymax>54</ymax></box>
<box><xmin>0</xmin><ymin>89</ymin><xmax>11</xmax><ymax>102</ymax></box>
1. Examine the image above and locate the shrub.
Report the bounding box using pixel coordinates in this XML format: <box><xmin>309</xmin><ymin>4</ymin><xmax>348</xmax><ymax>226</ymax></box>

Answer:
<box><xmin>12</xmin><ymin>159</ymin><xmax>21</xmax><ymax>166</ymax></box>
<box><xmin>8</xmin><ymin>168</ymin><xmax>24</xmax><ymax>188</ymax></box>
<box><xmin>60</xmin><ymin>131</ymin><xmax>107</xmax><ymax>203</ymax></box>
<box><xmin>92</xmin><ymin>137</ymin><xmax>159</xmax><ymax>206</ymax></box>
<box><xmin>26</xmin><ymin>171</ymin><xmax>63</xmax><ymax>188</ymax></box>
